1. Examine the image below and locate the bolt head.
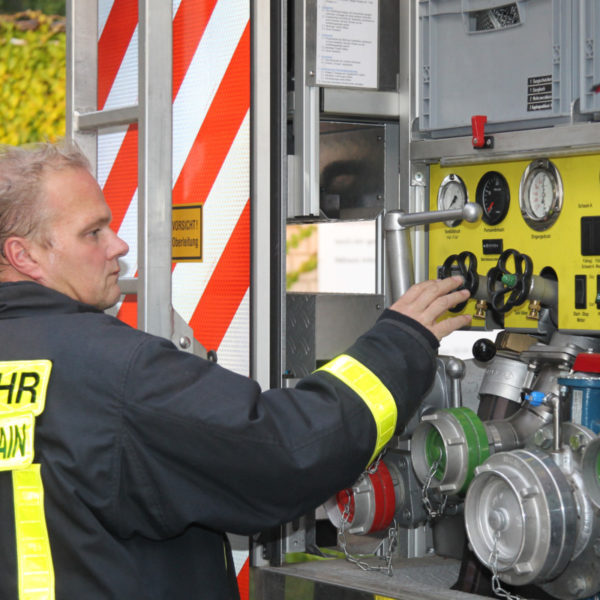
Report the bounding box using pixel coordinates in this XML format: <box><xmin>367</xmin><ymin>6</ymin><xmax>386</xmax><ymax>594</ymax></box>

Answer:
<box><xmin>567</xmin><ymin>576</ymin><xmax>587</xmax><ymax>596</ymax></box>
<box><xmin>569</xmin><ymin>434</ymin><xmax>586</xmax><ymax>452</ymax></box>
<box><xmin>534</xmin><ymin>429</ymin><xmax>552</xmax><ymax>449</ymax></box>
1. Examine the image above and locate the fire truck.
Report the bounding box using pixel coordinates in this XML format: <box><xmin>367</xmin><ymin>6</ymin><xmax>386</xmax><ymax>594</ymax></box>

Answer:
<box><xmin>67</xmin><ymin>1</ymin><xmax>600</xmax><ymax>599</ymax></box>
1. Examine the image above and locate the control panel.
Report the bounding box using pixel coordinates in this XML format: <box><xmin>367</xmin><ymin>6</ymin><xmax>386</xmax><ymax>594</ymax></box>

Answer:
<box><xmin>429</xmin><ymin>153</ymin><xmax>600</xmax><ymax>332</ymax></box>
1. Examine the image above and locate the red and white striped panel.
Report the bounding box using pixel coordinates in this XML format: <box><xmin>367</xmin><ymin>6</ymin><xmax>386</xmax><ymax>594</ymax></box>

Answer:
<box><xmin>96</xmin><ymin>0</ymin><xmax>251</xmax><ymax>594</ymax></box>
<box><xmin>97</xmin><ymin>0</ymin><xmax>250</xmax><ymax>375</ymax></box>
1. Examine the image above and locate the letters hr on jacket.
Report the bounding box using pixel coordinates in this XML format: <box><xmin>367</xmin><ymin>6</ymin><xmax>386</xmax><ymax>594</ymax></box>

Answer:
<box><xmin>0</xmin><ymin>360</ymin><xmax>52</xmax><ymax>470</ymax></box>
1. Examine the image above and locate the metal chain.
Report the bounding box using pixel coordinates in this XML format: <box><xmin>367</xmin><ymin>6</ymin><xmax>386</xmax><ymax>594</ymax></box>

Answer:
<box><xmin>338</xmin><ymin>514</ymin><xmax>398</xmax><ymax>577</ymax></box>
<box><xmin>489</xmin><ymin>532</ymin><xmax>526</xmax><ymax>600</ymax></box>
<box><xmin>365</xmin><ymin>449</ymin><xmax>386</xmax><ymax>474</ymax></box>
<box><xmin>337</xmin><ymin>452</ymin><xmax>398</xmax><ymax>577</ymax></box>
<box><xmin>421</xmin><ymin>449</ymin><xmax>447</xmax><ymax>519</ymax></box>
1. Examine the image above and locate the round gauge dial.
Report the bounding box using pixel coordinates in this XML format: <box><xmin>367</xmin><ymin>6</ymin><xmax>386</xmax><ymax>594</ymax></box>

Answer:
<box><xmin>519</xmin><ymin>159</ymin><xmax>563</xmax><ymax>231</ymax></box>
<box><xmin>437</xmin><ymin>174</ymin><xmax>468</xmax><ymax>227</ymax></box>
<box><xmin>476</xmin><ymin>171</ymin><xmax>510</xmax><ymax>226</ymax></box>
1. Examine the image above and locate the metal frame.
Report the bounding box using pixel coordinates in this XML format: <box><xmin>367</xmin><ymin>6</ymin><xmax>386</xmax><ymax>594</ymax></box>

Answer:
<box><xmin>137</xmin><ymin>0</ymin><xmax>173</xmax><ymax>339</ymax></box>
<box><xmin>66</xmin><ymin>0</ymin><xmax>98</xmax><ymax>172</ymax></box>
<box><xmin>270</xmin><ymin>0</ymin><xmax>289</xmax><ymax>390</ymax></box>
<box><xmin>411</xmin><ymin>121</ymin><xmax>600</xmax><ymax>166</ymax></box>
<box><xmin>75</xmin><ymin>106</ymin><xmax>138</xmax><ymax>132</ymax></box>
<box><xmin>66</xmin><ymin>0</ymin><xmax>198</xmax><ymax>350</ymax></box>
<box><xmin>251</xmin><ymin>0</ymin><xmax>272</xmax><ymax>388</ymax></box>
<box><xmin>289</xmin><ymin>0</ymin><xmax>320</xmax><ymax>218</ymax></box>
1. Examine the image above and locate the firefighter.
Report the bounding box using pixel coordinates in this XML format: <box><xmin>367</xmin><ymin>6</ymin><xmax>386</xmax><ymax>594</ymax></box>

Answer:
<box><xmin>0</xmin><ymin>141</ymin><xmax>471</xmax><ymax>599</ymax></box>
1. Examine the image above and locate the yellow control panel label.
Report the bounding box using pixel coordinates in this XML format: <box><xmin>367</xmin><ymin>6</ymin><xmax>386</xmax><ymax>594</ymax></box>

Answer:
<box><xmin>172</xmin><ymin>204</ymin><xmax>203</xmax><ymax>262</ymax></box>
<box><xmin>428</xmin><ymin>154</ymin><xmax>600</xmax><ymax>332</ymax></box>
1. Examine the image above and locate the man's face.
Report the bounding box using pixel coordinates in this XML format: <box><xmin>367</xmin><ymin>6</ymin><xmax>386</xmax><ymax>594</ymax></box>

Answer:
<box><xmin>31</xmin><ymin>167</ymin><xmax>129</xmax><ymax>310</ymax></box>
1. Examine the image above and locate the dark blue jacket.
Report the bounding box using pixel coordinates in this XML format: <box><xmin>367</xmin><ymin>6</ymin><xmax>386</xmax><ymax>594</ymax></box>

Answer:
<box><xmin>0</xmin><ymin>282</ymin><xmax>438</xmax><ymax>599</ymax></box>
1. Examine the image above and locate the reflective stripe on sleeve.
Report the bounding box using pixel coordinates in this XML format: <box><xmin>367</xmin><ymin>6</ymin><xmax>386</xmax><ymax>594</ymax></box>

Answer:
<box><xmin>13</xmin><ymin>464</ymin><xmax>55</xmax><ymax>600</ymax></box>
<box><xmin>317</xmin><ymin>354</ymin><xmax>397</xmax><ymax>466</ymax></box>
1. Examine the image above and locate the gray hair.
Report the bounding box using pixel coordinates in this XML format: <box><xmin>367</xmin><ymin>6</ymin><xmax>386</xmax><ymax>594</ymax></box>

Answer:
<box><xmin>0</xmin><ymin>140</ymin><xmax>91</xmax><ymax>253</ymax></box>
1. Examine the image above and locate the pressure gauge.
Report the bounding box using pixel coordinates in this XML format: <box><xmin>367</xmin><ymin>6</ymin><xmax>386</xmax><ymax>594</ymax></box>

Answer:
<box><xmin>519</xmin><ymin>159</ymin><xmax>563</xmax><ymax>231</ymax></box>
<box><xmin>437</xmin><ymin>174</ymin><xmax>468</xmax><ymax>227</ymax></box>
<box><xmin>476</xmin><ymin>171</ymin><xmax>510</xmax><ymax>226</ymax></box>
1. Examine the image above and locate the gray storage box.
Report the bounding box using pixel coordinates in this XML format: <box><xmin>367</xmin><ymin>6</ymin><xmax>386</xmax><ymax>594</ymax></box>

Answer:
<box><xmin>418</xmin><ymin>0</ymin><xmax>575</xmax><ymax>136</ymax></box>
<box><xmin>579</xmin><ymin>0</ymin><xmax>600</xmax><ymax>114</ymax></box>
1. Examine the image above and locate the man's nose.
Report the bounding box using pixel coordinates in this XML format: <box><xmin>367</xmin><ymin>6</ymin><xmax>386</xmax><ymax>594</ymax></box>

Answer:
<box><xmin>109</xmin><ymin>231</ymin><xmax>129</xmax><ymax>258</ymax></box>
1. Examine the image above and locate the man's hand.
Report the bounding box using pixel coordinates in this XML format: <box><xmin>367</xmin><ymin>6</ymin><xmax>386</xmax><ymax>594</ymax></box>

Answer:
<box><xmin>389</xmin><ymin>276</ymin><xmax>472</xmax><ymax>340</ymax></box>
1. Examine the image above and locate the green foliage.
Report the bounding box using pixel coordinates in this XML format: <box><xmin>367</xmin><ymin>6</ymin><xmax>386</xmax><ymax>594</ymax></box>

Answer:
<box><xmin>287</xmin><ymin>224</ymin><xmax>317</xmax><ymax>251</ymax></box>
<box><xmin>0</xmin><ymin>10</ymin><xmax>65</xmax><ymax>145</ymax></box>
<box><xmin>286</xmin><ymin>254</ymin><xmax>318</xmax><ymax>289</ymax></box>
<box><xmin>0</xmin><ymin>1</ymin><xmax>65</xmax><ymax>16</ymax></box>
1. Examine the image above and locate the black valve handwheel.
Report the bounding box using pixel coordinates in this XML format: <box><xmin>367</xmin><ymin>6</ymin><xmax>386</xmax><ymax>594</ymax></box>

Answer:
<box><xmin>487</xmin><ymin>249</ymin><xmax>533</xmax><ymax>313</ymax></box>
<box><xmin>441</xmin><ymin>251</ymin><xmax>479</xmax><ymax>313</ymax></box>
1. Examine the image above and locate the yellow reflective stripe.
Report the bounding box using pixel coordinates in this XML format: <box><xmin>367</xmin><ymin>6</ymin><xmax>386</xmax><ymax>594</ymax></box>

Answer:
<box><xmin>317</xmin><ymin>354</ymin><xmax>397</xmax><ymax>465</ymax></box>
<box><xmin>13</xmin><ymin>464</ymin><xmax>55</xmax><ymax>600</ymax></box>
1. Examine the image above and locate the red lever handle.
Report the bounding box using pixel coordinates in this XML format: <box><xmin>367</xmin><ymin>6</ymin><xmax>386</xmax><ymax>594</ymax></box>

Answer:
<box><xmin>471</xmin><ymin>115</ymin><xmax>487</xmax><ymax>148</ymax></box>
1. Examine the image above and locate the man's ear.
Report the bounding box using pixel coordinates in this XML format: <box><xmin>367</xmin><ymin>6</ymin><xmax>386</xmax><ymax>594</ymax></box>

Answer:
<box><xmin>2</xmin><ymin>236</ymin><xmax>44</xmax><ymax>280</ymax></box>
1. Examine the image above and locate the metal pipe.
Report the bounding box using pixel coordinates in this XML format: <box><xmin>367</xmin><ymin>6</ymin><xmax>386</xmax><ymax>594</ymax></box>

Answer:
<box><xmin>547</xmin><ymin>394</ymin><xmax>562</xmax><ymax>452</ymax></box>
<box><xmin>528</xmin><ymin>276</ymin><xmax>558</xmax><ymax>307</ymax></box>
<box><xmin>384</xmin><ymin>221</ymin><xmax>414</xmax><ymax>298</ymax></box>
<box><xmin>384</xmin><ymin>203</ymin><xmax>482</xmax><ymax>298</ymax></box>
<box><xmin>375</xmin><ymin>212</ymin><xmax>384</xmax><ymax>295</ymax></box>
<box><xmin>75</xmin><ymin>106</ymin><xmax>138</xmax><ymax>130</ymax></box>
<box><xmin>485</xmin><ymin>403</ymin><xmax>554</xmax><ymax>453</ymax></box>
<box><xmin>392</xmin><ymin>202</ymin><xmax>481</xmax><ymax>229</ymax></box>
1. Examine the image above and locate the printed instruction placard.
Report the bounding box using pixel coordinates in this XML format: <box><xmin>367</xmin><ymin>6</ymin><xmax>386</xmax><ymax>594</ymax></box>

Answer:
<box><xmin>317</xmin><ymin>221</ymin><xmax>375</xmax><ymax>293</ymax></box>
<box><xmin>316</xmin><ymin>0</ymin><xmax>378</xmax><ymax>89</ymax></box>
<box><xmin>172</xmin><ymin>205</ymin><xmax>203</xmax><ymax>262</ymax></box>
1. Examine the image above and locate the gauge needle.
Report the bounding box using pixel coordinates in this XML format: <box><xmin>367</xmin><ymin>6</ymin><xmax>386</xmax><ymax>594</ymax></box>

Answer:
<box><xmin>450</xmin><ymin>195</ymin><xmax>458</xmax><ymax>208</ymax></box>
<box><xmin>488</xmin><ymin>201</ymin><xmax>494</xmax><ymax>212</ymax></box>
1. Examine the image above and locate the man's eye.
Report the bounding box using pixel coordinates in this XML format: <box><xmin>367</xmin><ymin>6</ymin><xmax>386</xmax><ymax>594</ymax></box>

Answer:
<box><xmin>89</xmin><ymin>229</ymin><xmax>101</xmax><ymax>237</ymax></box>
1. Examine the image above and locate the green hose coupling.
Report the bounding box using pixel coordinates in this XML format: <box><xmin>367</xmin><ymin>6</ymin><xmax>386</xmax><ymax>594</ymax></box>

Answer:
<box><xmin>411</xmin><ymin>407</ymin><xmax>490</xmax><ymax>495</ymax></box>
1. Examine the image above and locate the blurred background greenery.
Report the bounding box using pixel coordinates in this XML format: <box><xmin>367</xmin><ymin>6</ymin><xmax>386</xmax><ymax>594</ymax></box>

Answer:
<box><xmin>0</xmin><ymin>3</ymin><xmax>66</xmax><ymax>144</ymax></box>
<box><xmin>0</xmin><ymin>1</ymin><xmax>65</xmax><ymax>15</ymax></box>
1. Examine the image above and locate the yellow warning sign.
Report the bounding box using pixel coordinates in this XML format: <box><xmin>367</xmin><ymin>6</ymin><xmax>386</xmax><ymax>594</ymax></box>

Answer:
<box><xmin>172</xmin><ymin>205</ymin><xmax>202</xmax><ymax>262</ymax></box>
